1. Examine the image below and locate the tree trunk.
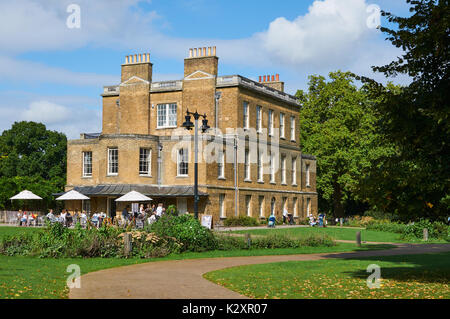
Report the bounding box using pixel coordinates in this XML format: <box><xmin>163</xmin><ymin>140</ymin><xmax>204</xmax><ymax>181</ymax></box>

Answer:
<box><xmin>333</xmin><ymin>182</ymin><xmax>345</xmax><ymax>218</ymax></box>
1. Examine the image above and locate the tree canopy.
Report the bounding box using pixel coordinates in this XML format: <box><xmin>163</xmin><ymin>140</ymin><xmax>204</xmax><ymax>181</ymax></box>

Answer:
<box><xmin>0</xmin><ymin>121</ymin><xmax>67</xmax><ymax>210</ymax></box>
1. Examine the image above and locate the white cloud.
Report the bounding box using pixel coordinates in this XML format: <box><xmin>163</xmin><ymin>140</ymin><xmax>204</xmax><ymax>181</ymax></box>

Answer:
<box><xmin>22</xmin><ymin>101</ymin><xmax>71</xmax><ymax>124</ymax></box>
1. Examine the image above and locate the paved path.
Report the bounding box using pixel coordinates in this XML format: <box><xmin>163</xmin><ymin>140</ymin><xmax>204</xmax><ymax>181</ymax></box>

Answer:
<box><xmin>69</xmin><ymin>243</ymin><xmax>450</xmax><ymax>299</ymax></box>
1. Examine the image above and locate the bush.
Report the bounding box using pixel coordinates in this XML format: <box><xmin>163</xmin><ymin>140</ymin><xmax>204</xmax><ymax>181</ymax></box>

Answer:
<box><xmin>214</xmin><ymin>233</ymin><xmax>335</xmax><ymax>250</ymax></box>
<box><xmin>366</xmin><ymin>220</ymin><xmax>407</xmax><ymax>234</ymax></box>
<box><xmin>344</xmin><ymin>216</ymin><xmax>375</xmax><ymax>227</ymax></box>
<box><xmin>223</xmin><ymin>216</ymin><xmax>259</xmax><ymax>227</ymax></box>
<box><xmin>401</xmin><ymin>219</ymin><xmax>449</xmax><ymax>240</ymax></box>
<box><xmin>147</xmin><ymin>214</ymin><xmax>217</xmax><ymax>252</ymax></box>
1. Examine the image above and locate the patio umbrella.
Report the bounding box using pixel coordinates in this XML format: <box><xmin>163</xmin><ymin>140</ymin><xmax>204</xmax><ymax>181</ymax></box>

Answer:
<box><xmin>10</xmin><ymin>190</ymin><xmax>43</xmax><ymax>212</ymax></box>
<box><xmin>56</xmin><ymin>190</ymin><xmax>90</xmax><ymax>214</ymax></box>
<box><xmin>10</xmin><ymin>190</ymin><xmax>42</xmax><ymax>200</ymax></box>
<box><xmin>115</xmin><ymin>191</ymin><xmax>152</xmax><ymax>202</ymax></box>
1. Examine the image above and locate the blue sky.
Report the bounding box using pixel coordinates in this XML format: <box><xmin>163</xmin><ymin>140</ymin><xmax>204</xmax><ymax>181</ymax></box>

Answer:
<box><xmin>0</xmin><ymin>0</ymin><xmax>411</xmax><ymax>138</ymax></box>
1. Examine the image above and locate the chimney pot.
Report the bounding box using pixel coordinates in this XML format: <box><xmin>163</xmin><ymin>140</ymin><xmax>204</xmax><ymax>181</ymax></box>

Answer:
<box><xmin>213</xmin><ymin>46</ymin><xmax>216</xmax><ymax>56</ymax></box>
<box><xmin>259</xmin><ymin>76</ymin><xmax>262</xmax><ymax>82</ymax></box>
<box><xmin>147</xmin><ymin>53</ymin><xmax>150</xmax><ymax>62</ymax></box>
<box><xmin>276</xmin><ymin>74</ymin><xmax>280</xmax><ymax>81</ymax></box>
<box><xmin>263</xmin><ymin>76</ymin><xmax>266</xmax><ymax>82</ymax></box>
<box><xmin>203</xmin><ymin>47</ymin><xmax>207</xmax><ymax>56</ymax></box>
<box><xmin>272</xmin><ymin>75</ymin><xmax>275</xmax><ymax>81</ymax></box>
<box><xmin>134</xmin><ymin>54</ymin><xmax>137</xmax><ymax>63</ymax></box>
<box><xmin>189</xmin><ymin>48</ymin><xmax>193</xmax><ymax>58</ymax></box>
<box><xmin>208</xmin><ymin>47</ymin><xmax>211</xmax><ymax>56</ymax></box>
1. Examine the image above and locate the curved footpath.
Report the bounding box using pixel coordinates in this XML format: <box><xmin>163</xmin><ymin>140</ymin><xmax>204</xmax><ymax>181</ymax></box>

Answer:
<box><xmin>69</xmin><ymin>243</ymin><xmax>450</xmax><ymax>299</ymax></box>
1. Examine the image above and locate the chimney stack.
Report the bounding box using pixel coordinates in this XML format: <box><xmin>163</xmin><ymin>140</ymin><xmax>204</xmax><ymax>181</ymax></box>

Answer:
<box><xmin>184</xmin><ymin>46</ymin><xmax>218</xmax><ymax>77</ymax></box>
<box><xmin>258</xmin><ymin>73</ymin><xmax>284</xmax><ymax>92</ymax></box>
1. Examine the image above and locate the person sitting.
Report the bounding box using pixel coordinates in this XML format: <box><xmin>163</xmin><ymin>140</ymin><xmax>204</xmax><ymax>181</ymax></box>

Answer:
<box><xmin>17</xmin><ymin>210</ymin><xmax>23</xmax><ymax>226</ymax></box>
<box><xmin>21</xmin><ymin>212</ymin><xmax>28</xmax><ymax>227</ymax></box>
<box><xmin>28</xmin><ymin>212</ymin><xmax>35</xmax><ymax>226</ymax></box>
<box><xmin>80</xmin><ymin>211</ymin><xmax>87</xmax><ymax>228</ymax></box>
<box><xmin>308</xmin><ymin>214</ymin><xmax>317</xmax><ymax>227</ymax></box>
<box><xmin>147</xmin><ymin>212</ymin><xmax>157</xmax><ymax>225</ymax></box>
<box><xmin>122</xmin><ymin>206</ymin><xmax>129</xmax><ymax>227</ymax></box>
<box><xmin>46</xmin><ymin>209</ymin><xmax>56</xmax><ymax>223</ymax></box>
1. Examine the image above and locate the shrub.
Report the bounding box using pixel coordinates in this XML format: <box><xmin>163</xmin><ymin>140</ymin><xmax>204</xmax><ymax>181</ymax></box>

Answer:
<box><xmin>366</xmin><ymin>220</ymin><xmax>407</xmax><ymax>234</ymax></box>
<box><xmin>401</xmin><ymin>219</ymin><xmax>449</xmax><ymax>240</ymax></box>
<box><xmin>147</xmin><ymin>214</ymin><xmax>218</xmax><ymax>252</ymax></box>
<box><xmin>223</xmin><ymin>216</ymin><xmax>259</xmax><ymax>227</ymax></box>
<box><xmin>344</xmin><ymin>216</ymin><xmax>375</xmax><ymax>227</ymax></box>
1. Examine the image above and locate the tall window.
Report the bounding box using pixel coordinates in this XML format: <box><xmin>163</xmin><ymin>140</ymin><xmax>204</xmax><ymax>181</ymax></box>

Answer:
<box><xmin>271</xmin><ymin>197</ymin><xmax>276</xmax><ymax>215</ymax></box>
<box><xmin>218</xmin><ymin>150</ymin><xmax>225</xmax><ymax>179</ymax></box>
<box><xmin>246</xmin><ymin>195</ymin><xmax>252</xmax><ymax>217</ymax></box>
<box><xmin>82</xmin><ymin>151</ymin><xmax>92</xmax><ymax>177</ymax></box>
<box><xmin>292</xmin><ymin>157</ymin><xmax>297</xmax><ymax>185</ymax></box>
<box><xmin>293</xmin><ymin>198</ymin><xmax>298</xmax><ymax>217</ymax></box>
<box><xmin>280</xmin><ymin>113</ymin><xmax>285</xmax><ymax>138</ymax></box>
<box><xmin>178</xmin><ymin>148</ymin><xmax>189</xmax><ymax>176</ymax></box>
<box><xmin>139</xmin><ymin>148</ymin><xmax>151</xmax><ymax>176</ymax></box>
<box><xmin>268</xmin><ymin>110</ymin><xmax>274</xmax><ymax>136</ymax></box>
<box><xmin>157</xmin><ymin>103</ymin><xmax>177</xmax><ymax>128</ymax></box>
<box><xmin>306</xmin><ymin>163</ymin><xmax>311</xmax><ymax>187</ymax></box>
<box><xmin>290</xmin><ymin>116</ymin><xmax>296</xmax><ymax>141</ymax></box>
<box><xmin>256</xmin><ymin>106</ymin><xmax>262</xmax><ymax>132</ymax></box>
<box><xmin>244</xmin><ymin>150</ymin><xmax>250</xmax><ymax>180</ymax></box>
<box><xmin>257</xmin><ymin>151</ymin><xmax>263</xmax><ymax>182</ymax></box>
<box><xmin>270</xmin><ymin>152</ymin><xmax>275</xmax><ymax>183</ymax></box>
<box><xmin>307</xmin><ymin>198</ymin><xmax>311</xmax><ymax>215</ymax></box>
<box><xmin>281</xmin><ymin>155</ymin><xmax>286</xmax><ymax>184</ymax></box>
<box><xmin>219</xmin><ymin>194</ymin><xmax>226</xmax><ymax>218</ymax></box>
<box><xmin>243</xmin><ymin>101</ymin><xmax>249</xmax><ymax>129</ymax></box>
<box><xmin>108</xmin><ymin>148</ymin><xmax>118</xmax><ymax>175</ymax></box>
<box><xmin>259</xmin><ymin>196</ymin><xmax>264</xmax><ymax>218</ymax></box>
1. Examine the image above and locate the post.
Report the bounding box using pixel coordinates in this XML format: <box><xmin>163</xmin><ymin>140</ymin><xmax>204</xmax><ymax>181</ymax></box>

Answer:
<box><xmin>356</xmin><ymin>231</ymin><xmax>361</xmax><ymax>247</ymax></box>
<box><xmin>423</xmin><ymin>228</ymin><xmax>429</xmax><ymax>241</ymax></box>
<box><xmin>124</xmin><ymin>233</ymin><xmax>132</xmax><ymax>257</ymax></box>
<box><xmin>245</xmin><ymin>233</ymin><xmax>251</xmax><ymax>249</ymax></box>
<box><xmin>340</xmin><ymin>218</ymin><xmax>343</xmax><ymax>227</ymax></box>
<box><xmin>194</xmin><ymin>116</ymin><xmax>199</xmax><ymax>220</ymax></box>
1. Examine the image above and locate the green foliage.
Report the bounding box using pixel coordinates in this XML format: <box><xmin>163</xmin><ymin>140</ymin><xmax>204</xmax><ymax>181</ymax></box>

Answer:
<box><xmin>147</xmin><ymin>214</ymin><xmax>218</xmax><ymax>252</ymax></box>
<box><xmin>366</xmin><ymin>220</ymin><xmax>408</xmax><ymax>234</ymax></box>
<box><xmin>401</xmin><ymin>219</ymin><xmax>449</xmax><ymax>241</ymax></box>
<box><xmin>296</xmin><ymin>71</ymin><xmax>394</xmax><ymax>217</ymax></box>
<box><xmin>214</xmin><ymin>233</ymin><xmax>335</xmax><ymax>250</ymax></box>
<box><xmin>223</xmin><ymin>216</ymin><xmax>260</xmax><ymax>227</ymax></box>
<box><xmin>0</xmin><ymin>121</ymin><xmax>67</xmax><ymax>210</ymax></box>
<box><xmin>359</xmin><ymin>0</ymin><xmax>449</xmax><ymax>220</ymax></box>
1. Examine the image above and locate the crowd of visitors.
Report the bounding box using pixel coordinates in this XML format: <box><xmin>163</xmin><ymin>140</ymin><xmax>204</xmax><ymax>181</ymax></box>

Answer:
<box><xmin>16</xmin><ymin>210</ymin><xmax>40</xmax><ymax>226</ymax></box>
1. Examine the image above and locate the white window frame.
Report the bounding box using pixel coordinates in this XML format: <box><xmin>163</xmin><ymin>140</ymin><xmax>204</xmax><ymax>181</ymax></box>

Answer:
<box><xmin>270</xmin><ymin>152</ymin><xmax>275</xmax><ymax>183</ymax></box>
<box><xmin>243</xmin><ymin>101</ymin><xmax>250</xmax><ymax>130</ymax></box>
<box><xmin>268</xmin><ymin>109</ymin><xmax>274</xmax><ymax>136</ymax></box>
<box><xmin>177</xmin><ymin>148</ymin><xmax>189</xmax><ymax>177</ymax></box>
<box><xmin>281</xmin><ymin>155</ymin><xmax>286</xmax><ymax>184</ymax></box>
<box><xmin>256</xmin><ymin>106</ymin><xmax>262</xmax><ymax>133</ymax></box>
<box><xmin>290</xmin><ymin>116</ymin><xmax>296</xmax><ymax>141</ymax></box>
<box><xmin>244</xmin><ymin>150</ymin><xmax>251</xmax><ymax>181</ymax></box>
<box><xmin>257</xmin><ymin>151</ymin><xmax>263</xmax><ymax>182</ymax></box>
<box><xmin>306</xmin><ymin>163</ymin><xmax>311</xmax><ymax>187</ymax></box>
<box><xmin>280</xmin><ymin>113</ymin><xmax>285</xmax><ymax>139</ymax></box>
<box><xmin>219</xmin><ymin>194</ymin><xmax>226</xmax><ymax>218</ymax></box>
<box><xmin>259</xmin><ymin>196</ymin><xmax>264</xmax><ymax>218</ymax></box>
<box><xmin>107</xmin><ymin>148</ymin><xmax>118</xmax><ymax>176</ymax></box>
<box><xmin>82</xmin><ymin>151</ymin><xmax>92</xmax><ymax>178</ymax></box>
<box><xmin>157</xmin><ymin>103</ymin><xmax>177</xmax><ymax>128</ymax></box>
<box><xmin>246</xmin><ymin>195</ymin><xmax>252</xmax><ymax>217</ymax></box>
<box><xmin>294</xmin><ymin>198</ymin><xmax>298</xmax><ymax>217</ymax></box>
<box><xmin>139</xmin><ymin>148</ymin><xmax>152</xmax><ymax>176</ymax></box>
<box><xmin>218</xmin><ymin>150</ymin><xmax>225</xmax><ymax>179</ymax></box>
<box><xmin>292</xmin><ymin>157</ymin><xmax>297</xmax><ymax>185</ymax></box>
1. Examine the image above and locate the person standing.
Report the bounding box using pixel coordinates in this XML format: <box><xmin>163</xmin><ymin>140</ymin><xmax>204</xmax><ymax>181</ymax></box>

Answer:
<box><xmin>122</xmin><ymin>206</ymin><xmax>129</xmax><ymax>227</ymax></box>
<box><xmin>282</xmin><ymin>208</ymin><xmax>288</xmax><ymax>224</ymax></box>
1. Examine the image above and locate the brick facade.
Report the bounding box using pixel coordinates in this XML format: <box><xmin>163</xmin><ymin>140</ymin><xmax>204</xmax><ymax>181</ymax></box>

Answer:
<box><xmin>66</xmin><ymin>47</ymin><xmax>318</xmax><ymax>223</ymax></box>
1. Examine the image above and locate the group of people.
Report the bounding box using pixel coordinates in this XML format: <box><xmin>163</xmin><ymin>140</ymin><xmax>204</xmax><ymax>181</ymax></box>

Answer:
<box><xmin>45</xmin><ymin>209</ymin><xmax>90</xmax><ymax>227</ymax></box>
<box><xmin>121</xmin><ymin>203</ymin><xmax>166</xmax><ymax>228</ymax></box>
<box><xmin>308</xmin><ymin>213</ymin><xmax>327</xmax><ymax>227</ymax></box>
<box><xmin>16</xmin><ymin>210</ymin><xmax>39</xmax><ymax>227</ymax></box>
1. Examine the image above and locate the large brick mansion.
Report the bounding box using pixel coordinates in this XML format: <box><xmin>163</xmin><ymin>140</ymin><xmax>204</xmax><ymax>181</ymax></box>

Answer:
<box><xmin>66</xmin><ymin>47</ymin><xmax>318</xmax><ymax>222</ymax></box>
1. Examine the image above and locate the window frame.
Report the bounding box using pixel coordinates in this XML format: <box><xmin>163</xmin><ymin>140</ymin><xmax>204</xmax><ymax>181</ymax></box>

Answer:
<box><xmin>139</xmin><ymin>148</ymin><xmax>152</xmax><ymax>176</ymax></box>
<box><xmin>157</xmin><ymin>103</ymin><xmax>178</xmax><ymax>128</ymax></box>
<box><xmin>256</xmin><ymin>105</ymin><xmax>262</xmax><ymax>133</ymax></box>
<box><xmin>217</xmin><ymin>150</ymin><xmax>225</xmax><ymax>179</ymax></box>
<box><xmin>107</xmin><ymin>148</ymin><xmax>119</xmax><ymax>176</ymax></box>
<box><xmin>243</xmin><ymin>101</ymin><xmax>250</xmax><ymax>130</ymax></box>
<box><xmin>280</xmin><ymin>112</ymin><xmax>285</xmax><ymax>139</ymax></box>
<box><xmin>268</xmin><ymin>109</ymin><xmax>274</xmax><ymax>136</ymax></box>
<box><xmin>292</xmin><ymin>156</ymin><xmax>297</xmax><ymax>185</ymax></box>
<box><xmin>290</xmin><ymin>116</ymin><xmax>296</xmax><ymax>141</ymax></box>
<box><xmin>306</xmin><ymin>163</ymin><xmax>311</xmax><ymax>187</ymax></box>
<box><xmin>177</xmin><ymin>148</ymin><xmax>189</xmax><ymax>177</ymax></box>
<box><xmin>281</xmin><ymin>155</ymin><xmax>287</xmax><ymax>184</ymax></box>
<box><xmin>82</xmin><ymin>151</ymin><xmax>93</xmax><ymax>178</ymax></box>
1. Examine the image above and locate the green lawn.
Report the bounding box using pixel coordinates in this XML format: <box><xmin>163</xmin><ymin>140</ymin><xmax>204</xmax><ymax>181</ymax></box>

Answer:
<box><xmin>204</xmin><ymin>252</ymin><xmax>450</xmax><ymax>299</ymax></box>
<box><xmin>233</xmin><ymin>226</ymin><xmax>447</xmax><ymax>243</ymax></box>
<box><xmin>0</xmin><ymin>226</ymin><xmax>395</xmax><ymax>299</ymax></box>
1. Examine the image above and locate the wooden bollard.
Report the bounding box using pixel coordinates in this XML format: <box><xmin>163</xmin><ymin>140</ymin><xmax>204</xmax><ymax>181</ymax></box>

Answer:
<box><xmin>356</xmin><ymin>231</ymin><xmax>361</xmax><ymax>247</ymax></box>
<box><xmin>340</xmin><ymin>218</ymin><xmax>343</xmax><ymax>227</ymax></box>
<box><xmin>245</xmin><ymin>233</ymin><xmax>252</xmax><ymax>249</ymax></box>
<box><xmin>124</xmin><ymin>233</ymin><xmax>132</xmax><ymax>257</ymax></box>
<box><xmin>423</xmin><ymin>228</ymin><xmax>429</xmax><ymax>241</ymax></box>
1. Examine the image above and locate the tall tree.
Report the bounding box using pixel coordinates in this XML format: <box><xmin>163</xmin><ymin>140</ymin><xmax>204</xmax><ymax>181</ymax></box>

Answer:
<box><xmin>296</xmin><ymin>72</ymin><xmax>393</xmax><ymax>217</ymax></box>
<box><xmin>0</xmin><ymin>121</ymin><xmax>67</xmax><ymax>209</ymax></box>
<box><xmin>362</xmin><ymin>0</ymin><xmax>449</xmax><ymax>220</ymax></box>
